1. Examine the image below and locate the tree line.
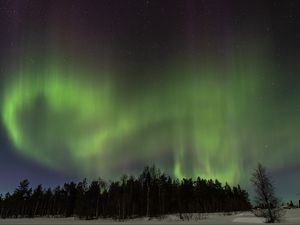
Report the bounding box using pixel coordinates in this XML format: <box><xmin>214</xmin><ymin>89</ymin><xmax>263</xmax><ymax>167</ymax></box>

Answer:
<box><xmin>0</xmin><ymin>165</ymin><xmax>251</xmax><ymax>220</ymax></box>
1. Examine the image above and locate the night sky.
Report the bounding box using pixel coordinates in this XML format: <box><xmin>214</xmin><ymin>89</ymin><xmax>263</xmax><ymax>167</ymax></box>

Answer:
<box><xmin>0</xmin><ymin>0</ymin><xmax>300</xmax><ymax>202</ymax></box>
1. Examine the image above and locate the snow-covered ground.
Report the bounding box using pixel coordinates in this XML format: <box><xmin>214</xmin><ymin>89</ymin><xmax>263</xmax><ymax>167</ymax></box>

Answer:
<box><xmin>1</xmin><ymin>208</ymin><xmax>300</xmax><ymax>224</ymax></box>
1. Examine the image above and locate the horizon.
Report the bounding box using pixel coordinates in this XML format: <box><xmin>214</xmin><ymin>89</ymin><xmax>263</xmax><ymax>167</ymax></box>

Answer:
<box><xmin>0</xmin><ymin>164</ymin><xmax>299</xmax><ymax>205</ymax></box>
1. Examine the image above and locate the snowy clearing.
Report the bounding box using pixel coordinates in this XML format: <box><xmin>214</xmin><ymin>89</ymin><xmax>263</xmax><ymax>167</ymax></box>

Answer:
<box><xmin>0</xmin><ymin>208</ymin><xmax>300</xmax><ymax>224</ymax></box>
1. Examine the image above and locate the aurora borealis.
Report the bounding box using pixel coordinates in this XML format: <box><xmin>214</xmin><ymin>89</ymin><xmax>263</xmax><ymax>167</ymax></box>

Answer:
<box><xmin>0</xmin><ymin>0</ymin><xmax>300</xmax><ymax>200</ymax></box>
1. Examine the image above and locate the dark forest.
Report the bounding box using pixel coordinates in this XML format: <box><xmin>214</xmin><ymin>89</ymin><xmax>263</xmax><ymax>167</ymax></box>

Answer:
<box><xmin>0</xmin><ymin>166</ymin><xmax>251</xmax><ymax>220</ymax></box>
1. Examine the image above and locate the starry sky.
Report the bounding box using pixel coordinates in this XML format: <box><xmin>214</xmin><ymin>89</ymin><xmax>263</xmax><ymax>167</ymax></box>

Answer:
<box><xmin>0</xmin><ymin>0</ymin><xmax>300</xmax><ymax>201</ymax></box>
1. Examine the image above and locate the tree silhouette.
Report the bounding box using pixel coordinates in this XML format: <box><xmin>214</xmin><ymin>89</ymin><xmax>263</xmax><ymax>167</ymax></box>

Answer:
<box><xmin>251</xmin><ymin>163</ymin><xmax>283</xmax><ymax>223</ymax></box>
<box><xmin>0</xmin><ymin>166</ymin><xmax>251</xmax><ymax>220</ymax></box>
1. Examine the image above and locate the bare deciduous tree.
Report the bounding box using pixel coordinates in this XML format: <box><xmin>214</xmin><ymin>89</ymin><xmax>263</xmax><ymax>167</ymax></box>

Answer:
<box><xmin>251</xmin><ymin>163</ymin><xmax>284</xmax><ymax>223</ymax></box>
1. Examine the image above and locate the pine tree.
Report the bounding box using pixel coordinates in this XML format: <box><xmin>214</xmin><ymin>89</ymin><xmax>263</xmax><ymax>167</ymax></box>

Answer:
<box><xmin>0</xmin><ymin>166</ymin><xmax>252</xmax><ymax>220</ymax></box>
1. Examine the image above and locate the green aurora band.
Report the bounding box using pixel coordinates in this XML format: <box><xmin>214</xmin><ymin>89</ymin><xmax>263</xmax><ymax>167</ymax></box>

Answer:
<box><xmin>2</xmin><ymin>46</ymin><xmax>300</xmax><ymax>185</ymax></box>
